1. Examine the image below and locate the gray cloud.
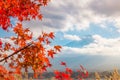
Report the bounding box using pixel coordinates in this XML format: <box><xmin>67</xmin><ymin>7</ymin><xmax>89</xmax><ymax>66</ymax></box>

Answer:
<box><xmin>22</xmin><ymin>0</ymin><xmax>120</xmax><ymax>38</ymax></box>
<box><xmin>23</xmin><ymin>0</ymin><xmax>95</xmax><ymax>35</ymax></box>
<box><xmin>89</xmin><ymin>0</ymin><xmax>120</xmax><ymax>16</ymax></box>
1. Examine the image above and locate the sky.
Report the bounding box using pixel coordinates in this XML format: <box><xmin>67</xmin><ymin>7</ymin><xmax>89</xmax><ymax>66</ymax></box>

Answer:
<box><xmin>0</xmin><ymin>0</ymin><xmax>120</xmax><ymax>71</ymax></box>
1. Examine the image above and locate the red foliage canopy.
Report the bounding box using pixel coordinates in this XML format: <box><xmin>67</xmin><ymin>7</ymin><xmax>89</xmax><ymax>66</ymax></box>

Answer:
<box><xmin>0</xmin><ymin>0</ymin><xmax>49</xmax><ymax>30</ymax></box>
<box><xmin>0</xmin><ymin>0</ymin><xmax>89</xmax><ymax>80</ymax></box>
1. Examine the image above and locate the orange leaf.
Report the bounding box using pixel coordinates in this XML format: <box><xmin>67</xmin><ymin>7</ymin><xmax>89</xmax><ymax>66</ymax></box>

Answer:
<box><xmin>49</xmin><ymin>32</ymin><xmax>54</xmax><ymax>39</ymax></box>
<box><xmin>48</xmin><ymin>63</ymin><xmax>52</xmax><ymax>67</ymax></box>
<box><xmin>60</xmin><ymin>61</ymin><xmax>67</xmax><ymax>67</ymax></box>
<box><xmin>54</xmin><ymin>45</ymin><xmax>62</xmax><ymax>52</ymax></box>
<box><xmin>48</xmin><ymin>49</ymin><xmax>56</xmax><ymax>58</ymax></box>
<box><xmin>38</xmin><ymin>36</ymin><xmax>44</xmax><ymax>42</ymax></box>
<box><xmin>0</xmin><ymin>39</ymin><xmax>2</xmax><ymax>48</ymax></box>
<box><xmin>38</xmin><ymin>14</ymin><xmax>43</xmax><ymax>20</ymax></box>
<box><xmin>3</xmin><ymin>53</ymin><xmax>7</xmax><ymax>58</ymax></box>
<box><xmin>46</xmin><ymin>38</ymin><xmax>51</xmax><ymax>44</ymax></box>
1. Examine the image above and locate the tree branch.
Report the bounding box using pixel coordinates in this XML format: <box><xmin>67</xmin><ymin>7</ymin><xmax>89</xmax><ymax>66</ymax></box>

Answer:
<box><xmin>0</xmin><ymin>43</ymin><xmax>32</xmax><ymax>62</ymax></box>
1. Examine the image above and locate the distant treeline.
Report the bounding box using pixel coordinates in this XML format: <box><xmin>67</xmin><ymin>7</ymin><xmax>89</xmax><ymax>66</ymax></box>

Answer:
<box><xmin>23</xmin><ymin>70</ymin><xmax>116</xmax><ymax>79</ymax></box>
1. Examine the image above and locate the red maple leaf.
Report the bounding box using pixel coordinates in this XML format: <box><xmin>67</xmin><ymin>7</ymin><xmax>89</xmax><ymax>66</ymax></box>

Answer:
<box><xmin>66</xmin><ymin>68</ymin><xmax>73</xmax><ymax>74</ymax></box>
<box><xmin>60</xmin><ymin>61</ymin><xmax>67</xmax><ymax>67</ymax></box>
<box><xmin>48</xmin><ymin>49</ymin><xmax>56</xmax><ymax>58</ymax></box>
<box><xmin>54</xmin><ymin>45</ymin><xmax>62</xmax><ymax>52</ymax></box>
<box><xmin>49</xmin><ymin>32</ymin><xmax>54</xmax><ymax>39</ymax></box>
<box><xmin>0</xmin><ymin>39</ymin><xmax>2</xmax><ymax>48</ymax></box>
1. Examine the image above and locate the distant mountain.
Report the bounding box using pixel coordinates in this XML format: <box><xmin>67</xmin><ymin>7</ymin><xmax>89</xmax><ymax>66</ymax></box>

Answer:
<box><xmin>49</xmin><ymin>35</ymin><xmax>120</xmax><ymax>72</ymax></box>
<box><xmin>50</xmin><ymin>54</ymin><xmax>120</xmax><ymax>72</ymax></box>
<box><xmin>65</xmin><ymin>35</ymin><xmax>94</xmax><ymax>48</ymax></box>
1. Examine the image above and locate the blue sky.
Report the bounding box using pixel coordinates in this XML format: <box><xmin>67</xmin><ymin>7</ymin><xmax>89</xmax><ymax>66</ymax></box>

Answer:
<box><xmin>1</xmin><ymin>0</ymin><xmax>120</xmax><ymax>71</ymax></box>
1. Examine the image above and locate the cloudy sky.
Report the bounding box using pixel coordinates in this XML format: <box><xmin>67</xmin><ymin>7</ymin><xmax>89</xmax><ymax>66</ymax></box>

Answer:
<box><xmin>0</xmin><ymin>0</ymin><xmax>120</xmax><ymax>71</ymax></box>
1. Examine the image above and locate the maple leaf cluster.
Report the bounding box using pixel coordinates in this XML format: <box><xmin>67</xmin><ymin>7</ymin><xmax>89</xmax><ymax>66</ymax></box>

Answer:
<box><xmin>0</xmin><ymin>0</ymin><xmax>62</xmax><ymax>79</ymax></box>
<box><xmin>0</xmin><ymin>0</ymin><xmax>89</xmax><ymax>80</ymax></box>
<box><xmin>54</xmin><ymin>62</ymin><xmax>89</xmax><ymax>80</ymax></box>
<box><xmin>0</xmin><ymin>23</ymin><xmax>62</xmax><ymax>79</ymax></box>
<box><xmin>0</xmin><ymin>65</ymin><xmax>15</xmax><ymax>80</ymax></box>
<box><xmin>0</xmin><ymin>0</ymin><xmax>49</xmax><ymax>30</ymax></box>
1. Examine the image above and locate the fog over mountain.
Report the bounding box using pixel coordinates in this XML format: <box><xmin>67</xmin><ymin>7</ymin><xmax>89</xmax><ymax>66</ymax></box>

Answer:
<box><xmin>49</xmin><ymin>35</ymin><xmax>120</xmax><ymax>72</ymax></box>
<box><xmin>50</xmin><ymin>54</ymin><xmax>120</xmax><ymax>72</ymax></box>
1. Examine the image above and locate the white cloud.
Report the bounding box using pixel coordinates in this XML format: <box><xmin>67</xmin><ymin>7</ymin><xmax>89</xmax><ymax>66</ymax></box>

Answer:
<box><xmin>22</xmin><ymin>0</ymin><xmax>120</xmax><ymax>37</ymax></box>
<box><xmin>22</xmin><ymin>0</ymin><xmax>96</xmax><ymax>36</ymax></box>
<box><xmin>64</xmin><ymin>34</ymin><xmax>81</xmax><ymax>41</ymax></box>
<box><xmin>61</xmin><ymin>35</ymin><xmax>120</xmax><ymax>56</ymax></box>
<box><xmin>89</xmin><ymin>0</ymin><xmax>120</xmax><ymax>32</ymax></box>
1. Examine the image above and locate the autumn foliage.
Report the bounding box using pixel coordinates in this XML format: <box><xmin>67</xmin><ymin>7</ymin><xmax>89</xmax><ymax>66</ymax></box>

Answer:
<box><xmin>54</xmin><ymin>62</ymin><xmax>89</xmax><ymax>80</ymax></box>
<box><xmin>0</xmin><ymin>23</ymin><xmax>62</xmax><ymax>79</ymax></box>
<box><xmin>0</xmin><ymin>0</ymin><xmax>49</xmax><ymax>30</ymax></box>
<box><xmin>0</xmin><ymin>0</ymin><xmax>88</xmax><ymax>80</ymax></box>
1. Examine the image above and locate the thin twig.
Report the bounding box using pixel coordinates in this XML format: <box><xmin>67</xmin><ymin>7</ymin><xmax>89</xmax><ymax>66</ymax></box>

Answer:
<box><xmin>0</xmin><ymin>43</ymin><xmax>32</xmax><ymax>62</ymax></box>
